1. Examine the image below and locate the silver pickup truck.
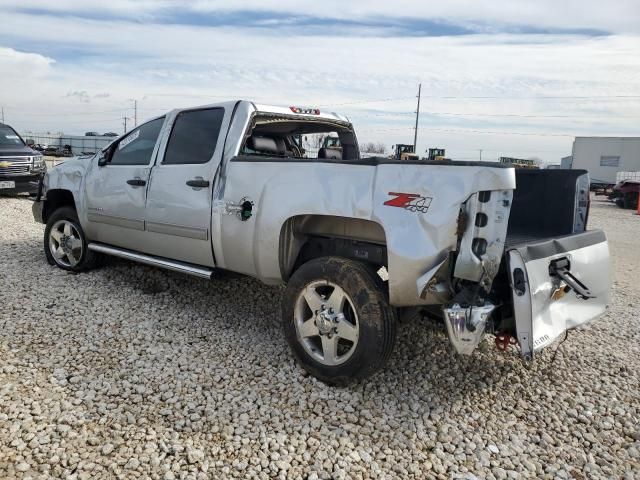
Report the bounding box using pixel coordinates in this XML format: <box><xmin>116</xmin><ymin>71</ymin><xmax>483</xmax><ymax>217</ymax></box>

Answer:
<box><xmin>32</xmin><ymin>100</ymin><xmax>610</xmax><ymax>385</ymax></box>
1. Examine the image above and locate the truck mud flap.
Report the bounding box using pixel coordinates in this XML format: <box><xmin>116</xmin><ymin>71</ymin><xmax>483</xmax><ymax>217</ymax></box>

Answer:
<box><xmin>507</xmin><ymin>230</ymin><xmax>610</xmax><ymax>360</ymax></box>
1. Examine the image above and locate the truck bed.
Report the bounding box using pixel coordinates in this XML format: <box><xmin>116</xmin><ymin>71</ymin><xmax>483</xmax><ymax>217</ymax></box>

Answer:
<box><xmin>504</xmin><ymin>233</ymin><xmax>558</xmax><ymax>249</ymax></box>
<box><xmin>506</xmin><ymin>169</ymin><xmax>588</xmax><ymax>245</ymax></box>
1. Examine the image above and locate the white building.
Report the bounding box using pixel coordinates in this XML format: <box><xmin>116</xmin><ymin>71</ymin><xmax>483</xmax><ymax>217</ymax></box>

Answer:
<box><xmin>570</xmin><ymin>137</ymin><xmax>640</xmax><ymax>185</ymax></box>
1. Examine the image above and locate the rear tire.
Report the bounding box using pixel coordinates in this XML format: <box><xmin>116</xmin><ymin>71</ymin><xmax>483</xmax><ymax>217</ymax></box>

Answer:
<box><xmin>623</xmin><ymin>192</ymin><xmax>639</xmax><ymax>209</ymax></box>
<box><xmin>282</xmin><ymin>256</ymin><xmax>396</xmax><ymax>385</ymax></box>
<box><xmin>44</xmin><ymin>206</ymin><xmax>101</xmax><ymax>272</ymax></box>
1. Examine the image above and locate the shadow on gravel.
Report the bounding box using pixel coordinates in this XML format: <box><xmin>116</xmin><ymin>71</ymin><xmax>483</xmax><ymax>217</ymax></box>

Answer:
<box><xmin>3</xmin><ymin>236</ymin><xmax>591</xmax><ymax>434</ymax></box>
<box><xmin>0</xmin><ymin>193</ymin><xmax>36</xmax><ymax>200</ymax></box>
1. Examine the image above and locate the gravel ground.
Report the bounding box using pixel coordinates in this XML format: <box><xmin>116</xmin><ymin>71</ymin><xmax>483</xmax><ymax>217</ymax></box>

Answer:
<box><xmin>0</xmin><ymin>196</ymin><xmax>638</xmax><ymax>480</ymax></box>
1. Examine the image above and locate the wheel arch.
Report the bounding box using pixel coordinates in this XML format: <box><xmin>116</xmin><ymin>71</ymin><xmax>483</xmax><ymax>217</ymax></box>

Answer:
<box><xmin>43</xmin><ymin>189</ymin><xmax>76</xmax><ymax>223</ymax></box>
<box><xmin>278</xmin><ymin>214</ymin><xmax>387</xmax><ymax>281</ymax></box>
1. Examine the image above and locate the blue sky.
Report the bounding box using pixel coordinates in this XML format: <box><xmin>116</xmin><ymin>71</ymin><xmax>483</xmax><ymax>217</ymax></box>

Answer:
<box><xmin>1</xmin><ymin>0</ymin><xmax>639</xmax><ymax>163</ymax></box>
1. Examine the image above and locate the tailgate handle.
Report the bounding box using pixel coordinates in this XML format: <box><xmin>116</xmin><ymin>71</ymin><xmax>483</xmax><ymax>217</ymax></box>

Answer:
<box><xmin>549</xmin><ymin>258</ymin><xmax>595</xmax><ymax>300</ymax></box>
<box><xmin>513</xmin><ymin>268</ymin><xmax>526</xmax><ymax>296</ymax></box>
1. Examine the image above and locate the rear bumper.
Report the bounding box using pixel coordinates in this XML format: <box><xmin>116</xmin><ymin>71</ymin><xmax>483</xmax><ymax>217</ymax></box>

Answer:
<box><xmin>0</xmin><ymin>174</ymin><xmax>41</xmax><ymax>194</ymax></box>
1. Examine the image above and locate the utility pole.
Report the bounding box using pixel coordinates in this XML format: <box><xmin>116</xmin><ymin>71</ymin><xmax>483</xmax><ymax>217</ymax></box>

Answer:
<box><xmin>413</xmin><ymin>83</ymin><xmax>421</xmax><ymax>151</ymax></box>
<box><xmin>479</xmin><ymin>149</ymin><xmax>483</xmax><ymax>161</ymax></box>
<box><xmin>123</xmin><ymin>116</ymin><xmax>128</xmax><ymax>134</ymax></box>
<box><xmin>134</xmin><ymin>100</ymin><xmax>137</xmax><ymax>127</ymax></box>
<box><xmin>1</xmin><ymin>107</ymin><xmax>4</xmax><ymax>123</ymax></box>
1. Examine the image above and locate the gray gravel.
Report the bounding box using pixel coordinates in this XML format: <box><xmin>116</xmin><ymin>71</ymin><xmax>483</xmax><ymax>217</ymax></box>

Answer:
<box><xmin>0</xmin><ymin>196</ymin><xmax>639</xmax><ymax>479</ymax></box>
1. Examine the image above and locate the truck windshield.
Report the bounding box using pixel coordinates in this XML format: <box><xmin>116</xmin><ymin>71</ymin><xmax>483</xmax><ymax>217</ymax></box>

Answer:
<box><xmin>0</xmin><ymin>126</ymin><xmax>25</xmax><ymax>146</ymax></box>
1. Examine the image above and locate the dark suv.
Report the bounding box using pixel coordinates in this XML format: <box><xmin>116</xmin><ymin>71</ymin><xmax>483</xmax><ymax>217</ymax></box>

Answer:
<box><xmin>0</xmin><ymin>123</ymin><xmax>46</xmax><ymax>195</ymax></box>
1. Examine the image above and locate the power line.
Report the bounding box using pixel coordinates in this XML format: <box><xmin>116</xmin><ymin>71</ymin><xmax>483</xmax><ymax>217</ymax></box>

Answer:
<box><xmin>318</xmin><ymin>94</ymin><xmax>640</xmax><ymax>108</ymax></box>
<box><xmin>2</xmin><ymin>108</ymin><xmax>131</xmax><ymax>117</ymax></box>
<box><xmin>358</xmin><ymin>126</ymin><xmax>576</xmax><ymax>137</ymax></box>
<box><xmin>316</xmin><ymin>96</ymin><xmax>416</xmax><ymax>107</ymax></box>
<box><xmin>418</xmin><ymin>94</ymin><xmax>640</xmax><ymax>99</ymax></box>
<box><xmin>348</xmin><ymin>110</ymin><xmax>640</xmax><ymax>119</ymax></box>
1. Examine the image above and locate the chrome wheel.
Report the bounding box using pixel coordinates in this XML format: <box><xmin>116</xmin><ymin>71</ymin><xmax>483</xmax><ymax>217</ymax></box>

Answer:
<box><xmin>48</xmin><ymin>220</ymin><xmax>83</xmax><ymax>268</ymax></box>
<box><xmin>294</xmin><ymin>280</ymin><xmax>359</xmax><ymax>366</ymax></box>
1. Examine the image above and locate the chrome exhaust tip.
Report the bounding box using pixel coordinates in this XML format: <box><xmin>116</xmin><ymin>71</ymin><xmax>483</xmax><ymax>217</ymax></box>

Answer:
<box><xmin>442</xmin><ymin>303</ymin><xmax>496</xmax><ymax>355</ymax></box>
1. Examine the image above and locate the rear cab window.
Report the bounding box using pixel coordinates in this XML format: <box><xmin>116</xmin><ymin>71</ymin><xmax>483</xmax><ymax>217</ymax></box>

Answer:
<box><xmin>240</xmin><ymin>115</ymin><xmax>359</xmax><ymax>161</ymax></box>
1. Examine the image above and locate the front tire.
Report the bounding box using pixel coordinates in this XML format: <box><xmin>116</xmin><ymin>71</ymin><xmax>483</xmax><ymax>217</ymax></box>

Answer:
<box><xmin>282</xmin><ymin>257</ymin><xmax>396</xmax><ymax>385</ymax></box>
<box><xmin>44</xmin><ymin>206</ymin><xmax>100</xmax><ymax>271</ymax></box>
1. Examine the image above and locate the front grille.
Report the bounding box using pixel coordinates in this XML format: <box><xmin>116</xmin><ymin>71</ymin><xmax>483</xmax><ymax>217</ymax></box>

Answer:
<box><xmin>0</xmin><ymin>165</ymin><xmax>30</xmax><ymax>175</ymax></box>
<box><xmin>0</xmin><ymin>157</ymin><xmax>32</xmax><ymax>176</ymax></box>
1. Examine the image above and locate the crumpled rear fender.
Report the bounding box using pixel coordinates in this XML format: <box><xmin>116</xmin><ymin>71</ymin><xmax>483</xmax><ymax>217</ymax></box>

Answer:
<box><xmin>371</xmin><ymin>163</ymin><xmax>515</xmax><ymax>306</ymax></box>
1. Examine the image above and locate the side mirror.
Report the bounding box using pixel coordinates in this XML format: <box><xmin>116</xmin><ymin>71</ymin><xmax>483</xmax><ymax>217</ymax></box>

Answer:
<box><xmin>97</xmin><ymin>152</ymin><xmax>108</xmax><ymax>167</ymax></box>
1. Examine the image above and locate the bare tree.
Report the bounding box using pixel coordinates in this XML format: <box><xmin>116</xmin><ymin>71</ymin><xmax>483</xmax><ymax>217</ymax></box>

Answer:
<box><xmin>310</xmin><ymin>134</ymin><xmax>327</xmax><ymax>149</ymax></box>
<box><xmin>361</xmin><ymin>142</ymin><xmax>386</xmax><ymax>154</ymax></box>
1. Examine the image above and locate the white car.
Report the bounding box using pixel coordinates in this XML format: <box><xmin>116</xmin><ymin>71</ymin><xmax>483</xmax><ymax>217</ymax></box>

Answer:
<box><xmin>32</xmin><ymin>100</ymin><xmax>610</xmax><ymax>384</ymax></box>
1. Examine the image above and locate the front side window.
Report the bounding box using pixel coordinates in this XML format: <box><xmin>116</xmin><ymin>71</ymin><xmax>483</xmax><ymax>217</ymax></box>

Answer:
<box><xmin>163</xmin><ymin>108</ymin><xmax>225</xmax><ymax>165</ymax></box>
<box><xmin>110</xmin><ymin>117</ymin><xmax>165</xmax><ymax>166</ymax></box>
<box><xmin>0</xmin><ymin>126</ymin><xmax>24</xmax><ymax>146</ymax></box>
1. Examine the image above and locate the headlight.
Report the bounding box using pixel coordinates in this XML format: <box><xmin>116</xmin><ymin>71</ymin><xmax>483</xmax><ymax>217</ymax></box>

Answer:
<box><xmin>31</xmin><ymin>155</ymin><xmax>46</xmax><ymax>171</ymax></box>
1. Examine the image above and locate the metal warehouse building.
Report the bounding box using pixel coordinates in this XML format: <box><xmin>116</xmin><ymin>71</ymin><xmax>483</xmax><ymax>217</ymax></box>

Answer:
<box><xmin>568</xmin><ymin>137</ymin><xmax>640</xmax><ymax>185</ymax></box>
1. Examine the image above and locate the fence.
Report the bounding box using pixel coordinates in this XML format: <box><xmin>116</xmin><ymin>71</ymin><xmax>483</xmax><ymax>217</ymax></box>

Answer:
<box><xmin>617</xmin><ymin>171</ymin><xmax>640</xmax><ymax>183</ymax></box>
<box><xmin>20</xmin><ymin>133</ymin><xmax>114</xmax><ymax>155</ymax></box>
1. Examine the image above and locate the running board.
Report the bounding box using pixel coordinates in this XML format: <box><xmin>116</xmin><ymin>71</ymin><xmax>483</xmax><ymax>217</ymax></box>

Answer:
<box><xmin>87</xmin><ymin>243</ymin><xmax>214</xmax><ymax>279</ymax></box>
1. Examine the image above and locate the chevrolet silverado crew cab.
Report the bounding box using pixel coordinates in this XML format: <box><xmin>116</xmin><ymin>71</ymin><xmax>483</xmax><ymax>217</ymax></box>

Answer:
<box><xmin>32</xmin><ymin>100</ymin><xmax>610</xmax><ymax>384</ymax></box>
<box><xmin>0</xmin><ymin>122</ymin><xmax>46</xmax><ymax>194</ymax></box>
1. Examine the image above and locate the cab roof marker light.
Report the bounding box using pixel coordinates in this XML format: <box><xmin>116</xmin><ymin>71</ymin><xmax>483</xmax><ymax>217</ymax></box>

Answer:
<box><xmin>290</xmin><ymin>106</ymin><xmax>321</xmax><ymax>115</ymax></box>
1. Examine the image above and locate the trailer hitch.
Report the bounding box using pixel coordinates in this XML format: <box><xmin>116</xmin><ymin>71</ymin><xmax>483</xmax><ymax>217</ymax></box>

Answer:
<box><xmin>549</xmin><ymin>257</ymin><xmax>595</xmax><ymax>300</ymax></box>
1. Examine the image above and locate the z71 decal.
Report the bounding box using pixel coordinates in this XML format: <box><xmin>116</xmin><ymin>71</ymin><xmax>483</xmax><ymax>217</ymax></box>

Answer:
<box><xmin>384</xmin><ymin>192</ymin><xmax>433</xmax><ymax>213</ymax></box>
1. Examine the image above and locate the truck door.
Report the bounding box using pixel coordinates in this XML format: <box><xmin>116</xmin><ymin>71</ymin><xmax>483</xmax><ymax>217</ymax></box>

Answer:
<box><xmin>144</xmin><ymin>107</ymin><xmax>228</xmax><ymax>266</ymax></box>
<box><xmin>83</xmin><ymin>116</ymin><xmax>166</xmax><ymax>248</ymax></box>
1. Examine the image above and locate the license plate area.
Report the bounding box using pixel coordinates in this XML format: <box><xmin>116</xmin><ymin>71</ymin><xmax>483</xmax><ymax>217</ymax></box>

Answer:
<box><xmin>0</xmin><ymin>181</ymin><xmax>16</xmax><ymax>189</ymax></box>
<box><xmin>507</xmin><ymin>230</ymin><xmax>610</xmax><ymax>359</ymax></box>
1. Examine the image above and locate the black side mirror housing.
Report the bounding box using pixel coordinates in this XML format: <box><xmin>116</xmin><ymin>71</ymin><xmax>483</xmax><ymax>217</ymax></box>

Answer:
<box><xmin>97</xmin><ymin>152</ymin><xmax>108</xmax><ymax>167</ymax></box>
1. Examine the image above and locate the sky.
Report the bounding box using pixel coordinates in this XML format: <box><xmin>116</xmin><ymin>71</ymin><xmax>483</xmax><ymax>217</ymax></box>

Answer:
<box><xmin>1</xmin><ymin>1</ymin><xmax>639</xmax><ymax>164</ymax></box>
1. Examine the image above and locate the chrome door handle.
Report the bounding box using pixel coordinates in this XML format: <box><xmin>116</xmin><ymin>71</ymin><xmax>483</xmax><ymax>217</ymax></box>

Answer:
<box><xmin>127</xmin><ymin>178</ymin><xmax>146</xmax><ymax>187</ymax></box>
<box><xmin>186</xmin><ymin>178</ymin><xmax>210</xmax><ymax>188</ymax></box>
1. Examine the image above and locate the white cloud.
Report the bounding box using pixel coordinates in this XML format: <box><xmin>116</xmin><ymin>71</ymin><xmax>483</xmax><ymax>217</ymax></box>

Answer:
<box><xmin>0</xmin><ymin>4</ymin><xmax>639</xmax><ymax>162</ymax></box>
<box><xmin>5</xmin><ymin>0</ymin><xmax>640</xmax><ymax>32</ymax></box>
<box><xmin>0</xmin><ymin>46</ymin><xmax>54</xmax><ymax>75</ymax></box>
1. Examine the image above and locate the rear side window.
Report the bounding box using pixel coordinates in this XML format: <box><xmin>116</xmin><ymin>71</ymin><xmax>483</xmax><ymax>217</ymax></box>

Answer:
<box><xmin>110</xmin><ymin>117</ymin><xmax>164</xmax><ymax>166</ymax></box>
<box><xmin>163</xmin><ymin>108</ymin><xmax>224</xmax><ymax>165</ymax></box>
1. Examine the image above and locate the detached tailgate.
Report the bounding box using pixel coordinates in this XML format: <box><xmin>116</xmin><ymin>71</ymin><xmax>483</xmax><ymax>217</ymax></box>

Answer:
<box><xmin>507</xmin><ymin>230</ymin><xmax>610</xmax><ymax>359</ymax></box>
